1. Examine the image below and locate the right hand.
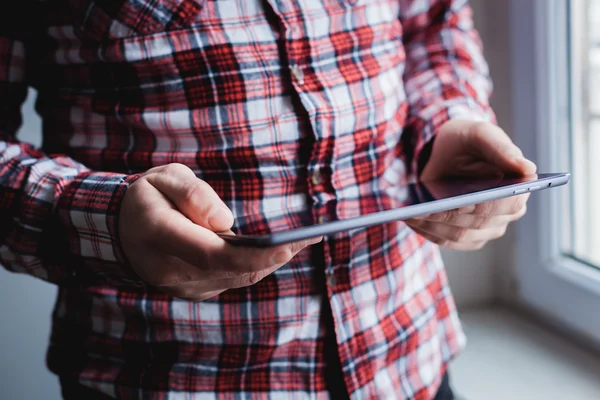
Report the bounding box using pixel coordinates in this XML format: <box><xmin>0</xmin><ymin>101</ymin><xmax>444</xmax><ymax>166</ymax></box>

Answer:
<box><xmin>119</xmin><ymin>163</ymin><xmax>321</xmax><ymax>301</ymax></box>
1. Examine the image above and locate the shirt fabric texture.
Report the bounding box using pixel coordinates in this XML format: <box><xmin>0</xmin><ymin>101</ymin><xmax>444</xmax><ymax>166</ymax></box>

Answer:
<box><xmin>0</xmin><ymin>0</ymin><xmax>494</xmax><ymax>398</ymax></box>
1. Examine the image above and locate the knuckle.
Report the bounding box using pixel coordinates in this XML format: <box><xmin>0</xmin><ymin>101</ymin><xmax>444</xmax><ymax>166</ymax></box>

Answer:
<box><xmin>473</xmin><ymin>121</ymin><xmax>490</xmax><ymax>133</ymax></box>
<box><xmin>163</xmin><ymin>163</ymin><xmax>191</xmax><ymax>176</ymax></box>
<box><xmin>467</xmin><ymin>122</ymin><xmax>488</xmax><ymax>140</ymax></box>
<box><xmin>497</xmin><ymin>225</ymin><xmax>508</xmax><ymax>238</ymax></box>
<box><xmin>278</xmin><ymin>248</ymin><xmax>294</xmax><ymax>264</ymax></box>
<box><xmin>450</xmin><ymin>228</ymin><xmax>469</xmax><ymax>242</ymax></box>
<box><xmin>247</xmin><ymin>271</ymin><xmax>266</xmax><ymax>286</ymax></box>
<box><xmin>511</xmin><ymin>209</ymin><xmax>525</xmax><ymax>222</ymax></box>
<box><xmin>481</xmin><ymin>201</ymin><xmax>497</xmax><ymax>216</ymax></box>
<box><xmin>474</xmin><ymin>216</ymin><xmax>488</xmax><ymax>229</ymax></box>
<box><xmin>144</xmin><ymin>165</ymin><xmax>166</xmax><ymax>176</ymax></box>
<box><xmin>183</xmin><ymin>180</ymin><xmax>209</xmax><ymax>204</ymax></box>
<box><xmin>470</xmin><ymin>203</ymin><xmax>484</xmax><ymax>215</ymax></box>
<box><xmin>174</xmin><ymin>265</ymin><xmax>196</xmax><ymax>284</ymax></box>
<box><xmin>439</xmin><ymin>211</ymin><xmax>454</xmax><ymax>223</ymax></box>
<box><xmin>230</xmin><ymin>270</ymin><xmax>267</xmax><ymax>287</ymax></box>
<box><xmin>518</xmin><ymin>205</ymin><xmax>528</xmax><ymax>218</ymax></box>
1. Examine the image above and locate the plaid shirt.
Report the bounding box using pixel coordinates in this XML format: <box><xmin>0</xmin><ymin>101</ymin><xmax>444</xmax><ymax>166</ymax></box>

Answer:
<box><xmin>0</xmin><ymin>0</ymin><xmax>493</xmax><ymax>398</ymax></box>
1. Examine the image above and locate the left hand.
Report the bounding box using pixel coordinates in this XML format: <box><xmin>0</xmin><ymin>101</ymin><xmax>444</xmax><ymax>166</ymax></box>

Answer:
<box><xmin>405</xmin><ymin>120</ymin><xmax>537</xmax><ymax>251</ymax></box>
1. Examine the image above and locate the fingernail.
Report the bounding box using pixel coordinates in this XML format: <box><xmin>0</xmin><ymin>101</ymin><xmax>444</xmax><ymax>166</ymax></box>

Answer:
<box><xmin>208</xmin><ymin>205</ymin><xmax>233</xmax><ymax>230</ymax></box>
<box><xmin>458</xmin><ymin>205</ymin><xmax>476</xmax><ymax>214</ymax></box>
<box><xmin>522</xmin><ymin>159</ymin><xmax>537</xmax><ymax>173</ymax></box>
<box><xmin>513</xmin><ymin>157</ymin><xmax>536</xmax><ymax>172</ymax></box>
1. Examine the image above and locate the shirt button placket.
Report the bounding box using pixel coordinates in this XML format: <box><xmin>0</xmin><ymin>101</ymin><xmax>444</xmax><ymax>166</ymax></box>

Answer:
<box><xmin>290</xmin><ymin>64</ymin><xmax>305</xmax><ymax>85</ymax></box>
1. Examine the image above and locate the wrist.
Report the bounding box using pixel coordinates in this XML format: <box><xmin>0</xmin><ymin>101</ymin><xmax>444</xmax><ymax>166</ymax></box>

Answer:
<box><xmin>55</xmin><ymin>171</ymin><xmax>143</xmax><ymax>286</ymax></box>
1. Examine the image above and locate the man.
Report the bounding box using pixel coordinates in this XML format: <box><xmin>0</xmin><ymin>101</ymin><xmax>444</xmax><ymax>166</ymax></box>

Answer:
<box><xmin>0</xmin><ymin>0</ymin><xmax>535</xmax><ymax>398</ymax></box>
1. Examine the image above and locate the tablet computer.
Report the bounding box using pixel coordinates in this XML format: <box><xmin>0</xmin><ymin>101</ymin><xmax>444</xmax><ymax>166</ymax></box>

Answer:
<box><xmin>217</xmin><ymin>173</ymin><xmax>570</xmax><ymax>247</ymax></box>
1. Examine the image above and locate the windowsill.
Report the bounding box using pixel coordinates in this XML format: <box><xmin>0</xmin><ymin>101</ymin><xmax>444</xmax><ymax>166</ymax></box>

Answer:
<box><xmin>451</xmin><ymin>306</ymin><xmax>600</xmax><ymax>400</ymax></box>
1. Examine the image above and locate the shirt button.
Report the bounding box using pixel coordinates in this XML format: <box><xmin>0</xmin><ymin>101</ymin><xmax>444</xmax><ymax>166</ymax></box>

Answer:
<box><xmin>290</xmin><ymin>64</ymin><xmax>304</xmax><ymax>85</ymax></box>
<box><xmin>327</xmin><ymin>273</ymin><xmax>336</xmax><ymax>287</ymax></box>
<box><xmin>311</xmin><ymin>170</ymin><xmax>322</xmax><ymax>185</ymax></box>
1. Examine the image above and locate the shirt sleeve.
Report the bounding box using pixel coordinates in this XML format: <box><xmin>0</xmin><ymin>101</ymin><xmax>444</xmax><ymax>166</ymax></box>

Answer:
<box><xmin>399</xmin><ymin>0</ymin><xmax>496</xmax><ymax>176</ymax></box>
<box><xmin>0</xmin><ymin>5</ymin><xmax>142</xmax><ymax>287</ymax></box>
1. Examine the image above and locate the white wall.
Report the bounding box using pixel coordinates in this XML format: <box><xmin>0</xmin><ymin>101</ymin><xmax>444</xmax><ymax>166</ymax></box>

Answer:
<box><xmin>0</xmin><ymin>2</ymin><xmax>515</xmax><ymax>398</ymax></box>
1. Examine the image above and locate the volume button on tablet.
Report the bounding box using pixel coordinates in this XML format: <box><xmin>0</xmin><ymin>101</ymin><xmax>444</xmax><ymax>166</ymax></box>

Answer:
<box><xmin>513</xmin><ymin>188</ymin><xmax>528</xmax><ymax>195</ymax></box>
<box><xmin>528</xmin><ymin>186</ymin><xmax>541</xmax><ymax>192</ymax></box>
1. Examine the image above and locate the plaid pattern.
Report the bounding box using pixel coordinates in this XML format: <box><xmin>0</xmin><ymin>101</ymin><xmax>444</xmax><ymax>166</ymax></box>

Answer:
<box><xmin>0</xmin><ymin>0</ymin><xmax>494</xmax><ymax>398</ymax></box>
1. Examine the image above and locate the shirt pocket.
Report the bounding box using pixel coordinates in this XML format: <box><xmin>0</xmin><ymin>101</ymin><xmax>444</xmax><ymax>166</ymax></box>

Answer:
<box><xmin>69</xmin><ymin>0</ymin><xmax>206</xmax><ymax>41</ymax></box>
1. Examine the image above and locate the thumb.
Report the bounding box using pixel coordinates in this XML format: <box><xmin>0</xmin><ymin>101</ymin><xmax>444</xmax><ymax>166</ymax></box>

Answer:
<box><xmin>145</xmin><ymin>164</ymin><xmax>234</xmax><ymax>231</ymax></box>
<box><xmin>468</xmin><ymin>125</ymin><xmax>537</xmax><ymax>175</ymax></box>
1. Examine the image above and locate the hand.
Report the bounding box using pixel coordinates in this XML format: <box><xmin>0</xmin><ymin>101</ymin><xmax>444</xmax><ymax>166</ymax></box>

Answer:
<box><xmin>119</xmin><ymin>163</ymin><xmax>321</xmax><ymax>301</ymax></box>
<box><xmin>405</xmin><ymin>120</ymin><xmax>537</xmax><ymax>251</ymax></box>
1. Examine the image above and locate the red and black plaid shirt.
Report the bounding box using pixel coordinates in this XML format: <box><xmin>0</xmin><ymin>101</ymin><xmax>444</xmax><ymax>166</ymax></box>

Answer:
<box><xmin>0</xmin><ymin>0</ymin><xmax>494</xmax><ymax>398</ymax></box>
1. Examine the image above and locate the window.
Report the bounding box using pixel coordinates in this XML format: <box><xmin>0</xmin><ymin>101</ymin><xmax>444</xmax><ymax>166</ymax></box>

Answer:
<box><xmin>568</xmin><ymin>0</ymin><xmax>600</xmax><ymax>268</ymax></box>
<box><xmin>512</xmin><ymin>0</ymin><xmax>600</xmax><ymax>346</ymax></box>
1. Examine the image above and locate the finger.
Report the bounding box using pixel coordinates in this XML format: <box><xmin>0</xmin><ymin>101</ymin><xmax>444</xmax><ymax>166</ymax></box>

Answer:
<box><xmin>146</xmin><ymin>208</ymin><xmax>274</xmax><ymax>278</ymax></box>
<box><xmin>140</xmin><ymin>178</ymin><xmax>323</xmax><ymax>272</ymax></box>
<box><xmin>136</xmin><ymin>246</ymin><xmax>282</xmax><ymax>286</ymax></box>
<box><xmin>409</xmin><ymin>204</ymin><xmax>527</xmax><ymax>229</ymax></box>
<box><xmin>148</xmin><ymin>208</ymin><xmax>232</xmax><ymax>271</ymax></box>
<box><xmin>409</xmin><ymin>213</ymin><xmax>512</xmax><ymax>230</ymax></box>
<box><xmin>456</xmin><ymin>194</ymin><xmax>529</xmax><ymax>217</ymax></box>
<box><xmin>211</xmin><ymin>236</ymin><xmax>324</xmax><ymax>273</ymax></box>
<box><xmin>467</xmin><ymin>123</ymin><xmax>537</xmax><ymax>175</ymax></box>
<box><xmin>410</xmin><ymin>226</ymin><xmax>488</xmax><ymax>251</ymax></box>
<box><xmin>160</xmin><ymin>264</ymin><xmax>281</xmax><ymax>295</ymax></box>
<box><xmin>145</xmin><ymin>163</ymin><xmax>234</xmax><ymax>232</ymax></box>
<box><xmin>407</xmin><ymin>219</ymin><xmax>508</xmax><ymax>243</ymax></box>
<box><xmin>148</xmin><ymin>204</ymin><xmax>322</xmax><ymax>276</ymax></box>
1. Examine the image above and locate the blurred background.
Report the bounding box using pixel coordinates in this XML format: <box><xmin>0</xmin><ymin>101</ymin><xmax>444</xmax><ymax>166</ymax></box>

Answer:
<box><xmin>2</xmin><ymin>0</ymin><xmax>600</xmax><ymax>399</ymax></box>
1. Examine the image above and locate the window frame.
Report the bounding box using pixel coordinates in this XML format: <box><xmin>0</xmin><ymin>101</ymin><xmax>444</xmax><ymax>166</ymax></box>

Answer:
<box><xmin>511</xmin><ymin>0</ymin><xmax>600</xmax><ymax>343</ymax></box>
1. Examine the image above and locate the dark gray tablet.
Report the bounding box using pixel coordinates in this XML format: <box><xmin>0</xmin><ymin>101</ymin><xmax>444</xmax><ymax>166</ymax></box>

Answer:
<box><xmin>217</xmin><ymin>173</ymin><xmax>570</xmax><ymax>247</ymax></box>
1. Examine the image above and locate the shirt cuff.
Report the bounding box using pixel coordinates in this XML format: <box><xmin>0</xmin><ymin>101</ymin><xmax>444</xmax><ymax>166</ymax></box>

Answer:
<box><xmin>55</xmin><ymin>171</ymin><xmax>143</xmax><ymax>287</ymax></box>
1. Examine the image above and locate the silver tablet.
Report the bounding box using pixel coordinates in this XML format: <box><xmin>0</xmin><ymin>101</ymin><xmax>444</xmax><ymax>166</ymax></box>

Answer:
<box><xmin>217</xmin><ymin>173</ymin><xmax>570</xmax><ymax>247</ymax></box>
